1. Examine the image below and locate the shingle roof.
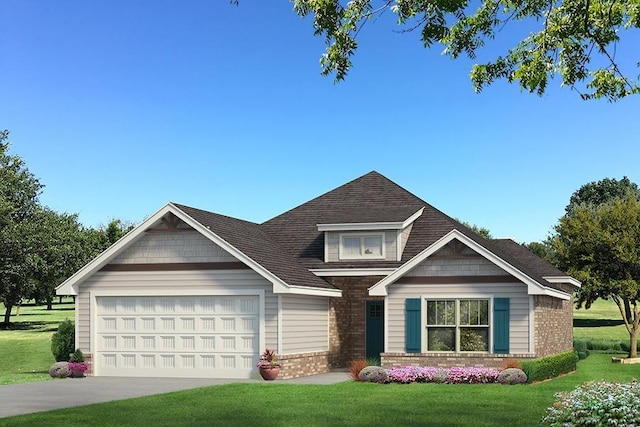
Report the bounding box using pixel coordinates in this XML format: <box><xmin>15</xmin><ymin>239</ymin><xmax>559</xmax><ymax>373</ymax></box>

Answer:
<box><xmin>175</xmin><ymin>171</ymin><xmax>571</xmax><ymax>294</ymax></box>
<box><xmin>172</xmin><ymin>203</ymin><xmax>335</xmax><ymax>290</ymax></box>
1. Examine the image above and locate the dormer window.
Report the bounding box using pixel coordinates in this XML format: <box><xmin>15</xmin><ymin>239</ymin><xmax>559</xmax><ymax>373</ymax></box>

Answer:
<box><xmin>340</xmin><ymin>233</ymin><xmax>385</xmax><ymax>260</ymax></box>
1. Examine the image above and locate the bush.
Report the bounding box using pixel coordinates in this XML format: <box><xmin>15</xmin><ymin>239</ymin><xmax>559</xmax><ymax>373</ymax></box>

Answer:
<box><xmin>51</xmin><ymin>319</ymin><xmax>75</xmax><ymax>362</ymax></box>
<box><xmin>69</xmin><ymin>348</ymin><xmax>84</xmax><ymax>363</ymax></box>
<box><xmin>358</xmin><ymin>366</ymin><xmax>388</xmax><ymax>383</ymax></box>
<box><xmin>541</xmin><ymin>380</ymin><xmax>640</xmax><ymax>426</ymax></box>
<box><xmin>573</xmin><ymin>340</ymin><xmax>589</xmax><ymax>360</ymax></box>
<box><xmin>520</xmin><ymin>350</ymin><xmax>577</xmax><ymax>383</ymax></box>
<box><xmin>349</xmin><ymin>359</ymin><xmax>369</xmax><ymax>381</ymax></box>
<box><xmin>497</xmin><ymin>368</ymin><xmax>527</xmax><ymax>385</ymax></box>
<box><xmin>49</xmin><ymin>362</ymin><xmax>71</xmax><ymax>378</ymax></box>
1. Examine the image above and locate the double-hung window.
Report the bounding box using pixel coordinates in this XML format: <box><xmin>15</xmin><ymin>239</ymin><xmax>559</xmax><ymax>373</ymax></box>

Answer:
<box><xmin>426</xmin><ymin>299</ymin><xmax>489</xmax><ymax>352</ymax></box>
<box><xmin>339</xmin><ymin>234</ymin><xmax>384</xmax><ymax>259</ymax></box>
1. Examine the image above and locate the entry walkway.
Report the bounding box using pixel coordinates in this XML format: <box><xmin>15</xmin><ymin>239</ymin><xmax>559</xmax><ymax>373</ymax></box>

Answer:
<box><xmin>0</xmin><ymin>372</ymin><xmax>349</xmax><ymax>419</ymax></box>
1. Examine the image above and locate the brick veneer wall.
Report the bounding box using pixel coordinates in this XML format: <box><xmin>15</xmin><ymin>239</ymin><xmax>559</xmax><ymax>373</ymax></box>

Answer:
<box><xmin>278</xmin><ymin>351</ymin><xmax>330</xmax><ymax>379</ymax></box>
<box><xmin>84</xmin><ymin>353</ymin><xmax>94</xmax><ymax>376</ymax></box>
<box><xmin>534</xmin><ymin>293</ymin><xmax>574</xmax><ymax>357</ymax></box>
<box><xmin>381</xmin><ymin>353</ymin><xmax>535</xmax><ymax>369</ymax></box>
<box><xmin>325</xmin><ymin>276</ymin><xmax>384</xmax><ymax>368</ymax></box>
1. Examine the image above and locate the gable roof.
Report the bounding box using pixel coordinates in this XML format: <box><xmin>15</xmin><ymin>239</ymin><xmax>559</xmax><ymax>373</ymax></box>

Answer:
<box><xmin>57</xmin><ymin>171</ymin><xmax>577</xmax><ymax>300</ymax></box>
<box><xmin>56</xmin><ymin>203</ymin><xmax>340</xmax><ymax>297</ymax></box>
<box><xmin>262</xmin><ymin>171</ymin><xmax>577</xmax><ymax>295</ymax></box>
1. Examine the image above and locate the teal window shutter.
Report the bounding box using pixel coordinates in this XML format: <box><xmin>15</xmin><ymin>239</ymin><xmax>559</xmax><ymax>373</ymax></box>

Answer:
<box><xmin>405</xmin><ymin>298</ymin><xmax>421</xmax><ymax>353</ymax></box>
<box><xmin>493</xmin><ymin>298</ymin><xmax>510</xmax><ymax>354</ymax></box>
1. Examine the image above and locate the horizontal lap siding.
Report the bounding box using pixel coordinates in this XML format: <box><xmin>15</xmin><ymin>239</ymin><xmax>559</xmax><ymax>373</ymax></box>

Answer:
<box><xmin>387</xmin><ymin>282</ymin><xmax>530</xmax><ymax>354</ymax></box>
<box><xmin>281</xmin><ymin>295</ymin><xmax>329</xmax><ymax>354</ymax></box>
<box><xmin>77</xmin><ymin>270</ymin><xmax>276</xmax><ymax>353</ymax></box>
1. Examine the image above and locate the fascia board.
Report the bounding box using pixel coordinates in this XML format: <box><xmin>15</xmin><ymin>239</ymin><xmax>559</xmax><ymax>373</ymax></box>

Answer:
<box><xmin>544</xmin><ymin>276</ymin><xmax>582</xmax><ymax>288</ymax></box>
<box><xmin>316</xmin><ymin>207</ymin><xmax>425</xmax><ymax>232</ymax></box>
<box><xmin>310</xmin><ymin>268</ymin><xmax>396</xmax><ymax>277</ymax></box>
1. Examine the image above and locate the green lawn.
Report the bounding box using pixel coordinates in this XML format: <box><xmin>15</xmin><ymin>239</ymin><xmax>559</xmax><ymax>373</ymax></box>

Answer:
<box><xmin>573</xmin><ymin>299</ymin><xmax>628</xmax><ymax>342</ymax></box>
<box><xmin>0</xmin><ymin>354</ymin><xmax>636</xmax><ymax>427</ymax></box>
<box><xmin>0</xmin><ymin>298</ymin><xmax>636</xmax><ymax>426</ymax></box>
<box><xmin>0</xmin><ymin>300</ymin><xmax>75</xmax><ymax>385</ymax></box>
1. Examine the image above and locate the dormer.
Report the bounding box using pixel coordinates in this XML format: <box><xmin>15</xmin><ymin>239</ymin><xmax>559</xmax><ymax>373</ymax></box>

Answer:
<box><xmin>317</xmin><ymin>206</ymin><xmax>424</xmax><ymax>262</ymax></box>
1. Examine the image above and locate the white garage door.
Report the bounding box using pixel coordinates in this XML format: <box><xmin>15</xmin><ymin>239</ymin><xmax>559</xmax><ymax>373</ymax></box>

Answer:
<box><xmin>95</xmin><ymin>295</ymin><xmax>260</xmax><ymax>378</ymax></box>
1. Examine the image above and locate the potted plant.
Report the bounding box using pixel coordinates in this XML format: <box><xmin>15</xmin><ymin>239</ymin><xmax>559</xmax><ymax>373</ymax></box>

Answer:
<box><xmin>257</xmin><ymin>348</ymin><xmax>281</xmax><ymax>380</ymax></box>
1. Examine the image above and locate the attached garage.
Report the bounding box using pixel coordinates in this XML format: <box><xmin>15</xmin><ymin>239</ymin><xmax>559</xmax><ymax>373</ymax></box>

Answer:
<box><xmin>94</xmin><ymin>295</ymin><xmax>260</xmax><ymax>378</ymax></box>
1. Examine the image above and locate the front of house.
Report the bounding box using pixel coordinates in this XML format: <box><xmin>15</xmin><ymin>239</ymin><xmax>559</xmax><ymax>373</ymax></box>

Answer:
<box><xmin>57</xmin><ymin>172</ymin><xmax>579</xmax><ymax>379</ymax></box>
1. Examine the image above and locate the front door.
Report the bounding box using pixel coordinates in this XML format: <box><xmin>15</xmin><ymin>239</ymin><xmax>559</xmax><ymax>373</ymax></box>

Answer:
<box><xmin>365</xmin><ymin>300</ymin><xmax>384</xmax><ymax>360</ymax></box>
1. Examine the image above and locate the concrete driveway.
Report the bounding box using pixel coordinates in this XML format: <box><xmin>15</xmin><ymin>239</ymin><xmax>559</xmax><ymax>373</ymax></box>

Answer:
<box><xmin>0</xmin><ymin>372</ymin><xmax>349</xmax><ymax>419</ymax></box>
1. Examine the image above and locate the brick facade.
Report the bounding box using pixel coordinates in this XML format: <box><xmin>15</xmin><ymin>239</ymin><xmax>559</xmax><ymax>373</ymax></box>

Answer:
<box><xmin>534</xmin><ymin>294</ymin><xmax>574</xmax><ymax>357</ymax></box>
<box><xmin>325</xmin><ymin>276</ymin><xmax>384</xmax><ymax>368</ymax></box>
<box><xmin>278</xmin><ymin>351</ymin><xmax>330</xmax><ymax>379</ymax></box>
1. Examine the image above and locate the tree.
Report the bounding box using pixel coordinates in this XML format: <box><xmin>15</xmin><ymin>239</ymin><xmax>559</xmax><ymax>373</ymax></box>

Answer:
<box><xmin>554</xmin><ymin>194</ymin><xmax>640</xmax><ymax>357</ymax></box>
<box><xmin>29</xmin><ymin>208</ymin><xmax>90</xmax><ymax>310</ymax></box>
<box><xmin>0</xmin><ymin>131</ymin><xmax>43</xmax><ymax>326</ymax></box>
<box><xmin>290</xmin><ymin>0</ymin><xmax>640</xmax><ymax>101</ymax></box>
<box><xmin>565</xmin><ymin>176</ymin><xmax>640</xmax><ymax>216</ymax></box>
<box><xmin>456</xmin><ymin>219</ymin><xmax>492</xmax><ymax>239</ymax></box>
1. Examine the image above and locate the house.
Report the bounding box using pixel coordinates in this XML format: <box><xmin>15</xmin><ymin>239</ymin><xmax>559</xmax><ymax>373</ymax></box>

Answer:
<box><xmin>56</xmin><ymin>171</ymin><xmax>580</xmax><ymax>379</ymax></box>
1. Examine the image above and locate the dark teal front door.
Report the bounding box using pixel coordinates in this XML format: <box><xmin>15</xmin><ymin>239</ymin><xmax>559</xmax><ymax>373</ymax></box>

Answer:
<box><xmin>366</xmin><ymin>300</ymin><xmax>384</xmax><ymax>360</ymax></box>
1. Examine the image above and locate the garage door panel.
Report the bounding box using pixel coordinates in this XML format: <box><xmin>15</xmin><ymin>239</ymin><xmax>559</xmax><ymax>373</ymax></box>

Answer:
<box><xmin>95</xmin><ymin>295</ymin><xmax>260</xmax><ymax>378</ymax></box>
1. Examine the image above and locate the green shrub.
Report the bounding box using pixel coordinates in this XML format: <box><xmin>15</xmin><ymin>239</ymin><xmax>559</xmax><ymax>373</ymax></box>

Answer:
<box><xmin>520</xmin><ymin>350</ymin><xmax>577</xmax><ymax>383</ymax></box>
<box><xmin>51</xmin><ymin>319</ymin><xmax>75</xmax><ymax>362</ymax></box>
<box><xmin>541</xmin><ymin>380</ymin><xmax>640</xmax><ymax>426</ymax></box>
<box><xmin>573</xmin><ymin>340</ymin><xmax>589</xmax><ymax>360</ymax></box>
<box><xmin>69</xmin><ymin>348</ymin><xmax>84</xmax><ymax>363</ymax></box>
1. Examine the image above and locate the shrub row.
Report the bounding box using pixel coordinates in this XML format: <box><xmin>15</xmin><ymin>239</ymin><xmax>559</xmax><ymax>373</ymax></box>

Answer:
<box><xmin>573</xmin><ymin>338</ymin><xmax>638</xmax><ymax>354</ymax></box>
<box><xmin>520</xmin><ymin>350</ymin><xmax>577</xmax><ymax>383</ymax></box>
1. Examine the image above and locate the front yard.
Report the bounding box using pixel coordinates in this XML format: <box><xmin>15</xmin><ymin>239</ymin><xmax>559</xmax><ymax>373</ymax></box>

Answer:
<box><xmin>1</xmin><ymin>299</ymin><xmax>638</xmax><ymax>426</ymax></box>
<box><xmin>0</xmin><ymin>354</ymin><xmax>636</xmax><ymax>426</ymax></box>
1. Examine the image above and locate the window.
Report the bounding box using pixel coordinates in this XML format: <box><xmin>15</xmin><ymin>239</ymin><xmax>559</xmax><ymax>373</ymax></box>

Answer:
<box><xmin>426</xmin><ymin>299</ymin><xmax>489</xmax><ymax>352</ymax></box>
<box><xmin>339</xmin><ymin>234</ymin><xmax>384</xmax><ymax>259</ymax></box>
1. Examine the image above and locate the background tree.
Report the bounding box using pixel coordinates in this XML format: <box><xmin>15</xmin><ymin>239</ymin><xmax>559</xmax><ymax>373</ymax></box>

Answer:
<box><xmin>554</xmin><ymin>194</ymin><xmax>640</xmax><ymax>357</ymax></box>
<box><xmin>290</xmin><ymin>0</ymin><xmax>640</xmax><ymax>101</ymax></box>
<box><xmin>456</xmin><ymin>219</ymin><xmax>492</xmax><ymax>239</ymax></box>
<box><xmin>0</xmin><ymin>131</ymin><xmax>43</xmax><ymax>326</ymax></box>
<box><xmin>29</xmin><ymin>208</ymin><xmax>90</xmax><ymax>310</ymax></box>
<box><xmin>565</xmin><ymin>176</ymin><xmax>640</xmax><ymax>216</ymax></box>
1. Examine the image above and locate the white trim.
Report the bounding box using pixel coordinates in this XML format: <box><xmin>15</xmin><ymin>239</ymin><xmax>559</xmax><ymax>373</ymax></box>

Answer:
<box><xmin>369</xmin><ymin>229</ymin><xmax>572</xmax><ymax>301</ymax></box>
<box><xmin>282</xmin><ymin>284</ymin><xmax>342</xmax><ymax>297</ymax></box>
<box><xmin>277</xmin><ymin>294</ymin><xmax>283</xmax><ymax>355</ymax></box>
<box><xmin>56</xmin><ymin>203</ymin><xmax>340</xmax><ymax>298</ymax></box>
<box><xmin>396</xmin><ymin>230</ymin><xmax>402</xmax><ymax>262</ymax></box>
<box><xmin>529</xmin><ymin>295</ymin><xmax>535</xmax><ymax>353</ymax></box>
<box><xmin>383</xmin><ymin>297</ymin><xmax>389</xmax><ymax>353</ymax></box>
<box><xmin>311</xmin><ymin>268</ymin><xmax>396</xmax><ymax>277</ymax></box>
<box><xmin>75</xmin><ymin>296</ymin><xmax>80</xmax><ymax>351</ymax></box>
<box><xmin>323</xmin><ymin>232</ymin><xmax>329</xmax><ymax>263</ymax></box>
<box><xmin>339</xmin><ymin>232</ymin><xmax>385</xmax><ymax>260</ymax></box>
<box><xmin>543</xmin><ymin>276</ymin><xmax>582</xmax><ymax>288</ymax></box>
<box><xmin>317</xmin><ymin>207</ymin><xmax>424</xmax><ymax>231</ymax></box>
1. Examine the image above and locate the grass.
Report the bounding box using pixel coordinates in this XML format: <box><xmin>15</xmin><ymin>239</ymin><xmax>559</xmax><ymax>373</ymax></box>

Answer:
<box><xmin>0</xmin><ymin>300</ymin><xmax>75</xmax><ymax>385</ymax></box>
<box><xmin>573</xmin><ymin>299</ymin><xmax>629</xmax><ymax>343</ymax></box>
<box><xmin>0</xmin><ymin>354</ymin><xmax>637</xmax><ymax>427</ymax></box>
<box><xmin>0</xmin><ymin>298</ymin><xmax>635</xmax><ymax>426</ymax></box>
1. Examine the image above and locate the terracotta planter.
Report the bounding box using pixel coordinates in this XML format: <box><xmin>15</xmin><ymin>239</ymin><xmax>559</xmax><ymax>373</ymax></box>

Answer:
<box><xmin>259</xmin><ymin>366</ymin><xmax>280</xmax><ymax>380</ymax></box>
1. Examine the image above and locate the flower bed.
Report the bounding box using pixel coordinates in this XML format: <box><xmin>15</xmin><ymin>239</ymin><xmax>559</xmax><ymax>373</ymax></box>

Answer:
<box><xmin>385</xmin><ymin>366</ymin><xmax>500</xmax><ymax>384</ymax></box>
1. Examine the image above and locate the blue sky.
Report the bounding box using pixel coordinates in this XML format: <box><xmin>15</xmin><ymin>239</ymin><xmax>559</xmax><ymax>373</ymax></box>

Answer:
<box><xmin>1</xmin><ymin>1</ymin><xmax>638</xmax><ymax>243</ymax></box>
